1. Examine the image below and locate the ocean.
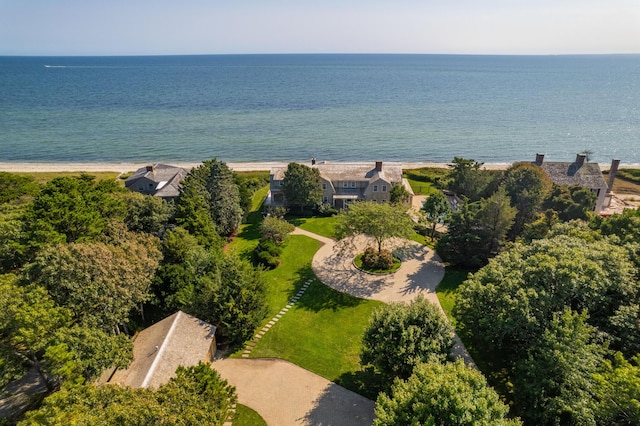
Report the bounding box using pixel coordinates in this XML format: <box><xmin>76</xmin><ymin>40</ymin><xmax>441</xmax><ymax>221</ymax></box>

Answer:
<box><xmin>1</xmin><ymin>54</ymin><xmax>639</xmax><ymax>165</ymax></box>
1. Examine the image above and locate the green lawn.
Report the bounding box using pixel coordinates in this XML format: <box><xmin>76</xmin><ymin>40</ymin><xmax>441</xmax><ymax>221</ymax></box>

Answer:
<box><xmin>435</xmin><ymin>267</ymin><xmax>471</xmax><ymax>323</ymax></box>
<box><xmin>233</xmin><ymin>404</ymin><xmax>267</xmax><ymax>426</ymax></box>
<box><xmin>288</xmin><ymin>215</ymin><xmax>340</xmax><ymax>239</ymax></box>
<box><xmin>227</xmin><ymin>186</ymin><xmax>269</xmax><ymax>259</ymax></box>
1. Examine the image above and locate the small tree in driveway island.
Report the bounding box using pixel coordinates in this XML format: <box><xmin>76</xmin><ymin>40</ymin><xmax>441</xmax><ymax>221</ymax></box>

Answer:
<box><xmin>421</xmin><ymin>190</ymin><xmax>450</xmax><ymax>239</ymax></box>
<box><xmin>282</xmin><ymin>162</ymin><xmax>322</xmax><ymax>213</ymax></box>
<box><xmin>335</xmin><ymin>201</ymin><xmax>415</xmax><ymax>269</ymax></box>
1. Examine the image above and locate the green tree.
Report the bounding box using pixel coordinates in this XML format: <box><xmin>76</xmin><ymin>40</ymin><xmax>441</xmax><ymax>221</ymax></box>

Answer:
<box><xmin>447</xmin><ymin>157</ymin><xmax>494</xmax><ymax>202</ymax></box>
<box><xmin>512</xmin><ymin>310</ymin><xmax>603</xmax><ymax>426</ymax></box>
<box><xmin>543</xmin><ymin>184</ymin><xmax>597</xmax><ymax>221</ymax></box>
<box><xmin>20</xmin><ymin>362</ymin><xmax>236</xmax><ymax>426</ymax></box>
<box><xmin>455</xmin><ymin>235</ymin><xmax>636</xmax><ymax>366</ymax></box>
<box><xmin>24</xmin><ymin>232</ymin><xmax>161</xmax><ymax>332</ymax></box>
<box><xmin>0</xmin><ymin>204</ymin><xmax>28</xmax><ymax>272</ymax></box>
<box><xmin>361</xmin><ymin>296</ymin><xmax>454</xmax><ymax>383</ymax></box>
<box><xmin>476</xmin><ymin>187</ymin><xmax>516</xmax><ymax>254</ymax></box>
<box><xmin>22</xmin><ymin>175</ymin><xmax>126</xmax><ymax>254</ymax></box>
<box><xmin>421</xmin><ymin>190</ymin><xmax>450</xmax><ymax>238</ymax></box>
<box><xmin>436</xmin><ymin>202</ymin><xmax>486</xmax><ymax>267</ymax></box>
<box><xmin>282</xmin><ymin>162</ymin><xmax>322</xmax><ymax>212</ymax></box>
<box><xmin>0</xmin><ymin>172</ymin><xmax>39</xmax><ymax>204</ymax></box>
<box><xmin>501</xmin><ymin>162</ymin><xmax>552</xmax><ymax>238</ymax></box>
<box><xmin>374</xmin><ymin>361</ymin><xmax>521</xmax><ymax>426</ymax></box>
<box><xmin>174</xmin><ymin>184</ymin><xmax>224</xmax><ymax>249</ymax></box>
<box><xmin>520</xmin><ymin>209</ymin><xmax>559</xmax><ymax>242</ymax></box>
<box><xmin>593</xmin><ymin>352</ymin><xmax>640</xmax><ymax>425</ymax></box>
<box><xmin>180</xmin><ymin>159</ymin><xmax>243</xmax><ymax>238</ymax></box>
<box><xmin>259</xmin><ymin>216</ymin><xmax>295</xmax><ymax>245</ymax></box>
<box><xmin>121</xmin><ymin>191</ymin><xmax>174</xmax><ymax>238</ymax></box>
<box><xmin>1</xmin><ymin>275</ymin><xmax>132</xmax><ymax>391</ymax></box>
<box><xmin>155</xmin><ymin>233</ymin><xmax>266</xmax><ymax>348</ymax></box>
<box><xmin>335</xmin><ymin>201</ymin><xmax>415</xmax><ymax>254</ymax></box>
<box><xmin>389</xmin><ymin>183</ymin><xmax>411</xmax><ymax>205</ymax></box>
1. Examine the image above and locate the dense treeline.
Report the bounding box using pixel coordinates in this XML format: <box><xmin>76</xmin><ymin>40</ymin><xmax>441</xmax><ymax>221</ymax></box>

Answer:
<box><xmin>455</xmin><ymin>216</ymin><xmax>640</xmax><ymax>425</ymax></box>
<box><xmin>0</xmin><ymin>160</ymin><xmax>269</xmax><ymax>422</ymax></box>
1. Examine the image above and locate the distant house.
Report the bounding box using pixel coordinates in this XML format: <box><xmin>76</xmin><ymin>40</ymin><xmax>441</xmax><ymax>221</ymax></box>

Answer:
<box><xmin>533</xmin><ymin>153</ymin><xmax>618</xmax><ymax>214</ymax></box>
<box><xmin>125</xmin><ymin>163</ymin><xmax>188</xmax><ymax>200</ymax></box>
<box><xmin>106</xmin><ymin>311</ymin><xmax>216</xmax><ymax>389</ymax></box>
<box><xmin>269</xmin><ymin>160</ymin><xmax>414</xmax><ymax>208</ymax></box>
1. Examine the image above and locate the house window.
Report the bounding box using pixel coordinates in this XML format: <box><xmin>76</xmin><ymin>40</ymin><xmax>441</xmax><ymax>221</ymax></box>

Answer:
<box><xmin>323</xmin><ymin>196</ymin><xmax>328</xmax><ymax>203</ymax></box>
<box><xmin>149</xmin><ymin>183</ymin><xmax>154</xmax><ymax>188</ymax></box>
<box><xmin>322</xmin><ymin>182</ymin><xmax>327</xmax><ymax>190</ymax></box>
<box><xmin>343</xmin><ymin>181</ymin><xmax>348</xmax><ymax>188</ymax></box>
<box><xmin>373</xmin><ymin>185</ymin><xmax>378</xmax><ymax>192</ymax></box>
<box><xmin>279</xmin><ymin>180</ymin><xmax>283</xmax><ymax>186</ymax></box>
<box><xmin>382</xmin><ymin>185</ymin><xmax>387</xmax><ymax>192</ymax></box>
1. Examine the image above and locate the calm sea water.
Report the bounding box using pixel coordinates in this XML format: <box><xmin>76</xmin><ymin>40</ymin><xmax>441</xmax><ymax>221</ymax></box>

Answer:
<box><xmin>1</xmin><ymin>54</ymin><xmax>639</xmax><ymax>164</ymax></box>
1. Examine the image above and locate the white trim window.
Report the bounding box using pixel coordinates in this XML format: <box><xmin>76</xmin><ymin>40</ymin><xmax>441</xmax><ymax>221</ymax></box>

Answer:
<box><xmin>322</xmin><ymin>182</ymin><xmax>327</xmax><ymax>190</ymax></box>
<box><xmin>373</xmin><ymin>185</ymin><xmax>378</xmax><ymax>192</ymax></box>
<box><xmin>382</xmin><ymin>185</ymin><xmax>387</xmax><ymax>192</ymax></box>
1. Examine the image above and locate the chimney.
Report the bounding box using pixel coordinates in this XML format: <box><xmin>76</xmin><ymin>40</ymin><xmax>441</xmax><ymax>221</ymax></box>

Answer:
<box><xmin>311</xmin><ymin>158</ymin><xmax>316</xmax><ymax>166</ymax></box>
<box><xmin>146</xmin><ymin>165</ymin><xmax>155</xmax><ymax>172</ymax></box>
<box><xmin>535</xmin><ymin>153</ymin><xmax>545</xmax><ymax>165</ymax></box>
<box><xmin>607</xmin><ymin>159</ymin><xmax>620</xmax><ymax>192</ymax></box>
<box><xmin>375</xmin><ymin>161</ymin><xmax>383</xmax><ymax>172</ymax></box>
<box><xmin>575</xmin><ymin>153</ymin><xmax>586</xmax><ymax>167</ymax></box>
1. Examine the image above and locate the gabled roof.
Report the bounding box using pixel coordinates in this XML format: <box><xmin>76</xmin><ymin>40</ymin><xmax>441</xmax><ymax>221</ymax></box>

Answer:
<box><xmin>537</xmin><ymin>161</ymin><xmax>607</xmax><ymax>189</ymax></box>
<box><xmin>108</xmin><ymin>311</ymin><xmax>216</xmax><ymax>389</ymax></box>
<box><xmin>125</xmin><ymin>163</ymin><xmax>188</xmax><ymax>197</ymax></box>
<box><xmin>271</xmin><ymin>162</ymin><xmax>403</xmax><ymax>184</ymax></box>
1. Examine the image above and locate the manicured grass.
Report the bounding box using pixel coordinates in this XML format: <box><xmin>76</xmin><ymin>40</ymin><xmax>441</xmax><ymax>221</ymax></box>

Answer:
<box><xmin>227</xmin><ymin>186</ymin><xmax>269</xmax><ymax>259</ymax></box>
<box><xmin>250</xmin><ymin>278</ymin><xmax>382</xmax><ymax>398</ymax></box>
<box><xmin>435</xmin><ymin>267</ymin><xmax>472</xmax><ymax>324</ymax></box>
<box><xmin>233</xmin><ymin>404</ymin><xmax>267</xmax><ymax>426</ymax></box>
<box><xmin>288</xmin><ymin>215</ymin><xmax>339</xmax><ymax>239</ymax></box>
<box><xmin>260</xmin><ymin>235</ymin><xmax>320</xmax><ymax>319</ymax></box>
<box><xmin>403</xmin><ymin>167</ymin><xmax>449</xmax><ymax>195</ymax></box>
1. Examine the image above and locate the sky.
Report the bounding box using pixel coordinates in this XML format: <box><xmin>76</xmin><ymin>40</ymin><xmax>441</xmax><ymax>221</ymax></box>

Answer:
<box><xmin>1</xmin><ymin>0</ymin><xmax>639</xmax><ymax>56</ymax></box>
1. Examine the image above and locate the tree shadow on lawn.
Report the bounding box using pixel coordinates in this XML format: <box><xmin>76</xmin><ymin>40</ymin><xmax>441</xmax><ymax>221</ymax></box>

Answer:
<box><xmin>333</xmin><ymin>367</ymin><xmax>384</xmax><ymax>402</ymax></box>
<box><xmin>290</xmin><ymin>265</ymin><xmax>364</xmax><ymax>313</ymax></box>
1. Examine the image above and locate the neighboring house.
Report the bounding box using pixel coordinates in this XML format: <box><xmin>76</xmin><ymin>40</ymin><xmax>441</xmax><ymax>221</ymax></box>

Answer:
<box><xmin>106</xmin><ymin>311</ymin><xmax>216</xmax><ymax>389</ymax></box>
<box><xmin>125</xmin><ymin>163</ymin><xmax>188</xmax><ymax>200</ymax></box>
<box><xmin>533</xmin><ymin>153</ymin><xmax>617</xmax><ymax>214</ymax></box>
<box><xmin>268</xmin><ymin>160</ymin><xmax>414</xmax><ymax>208</ymax></box>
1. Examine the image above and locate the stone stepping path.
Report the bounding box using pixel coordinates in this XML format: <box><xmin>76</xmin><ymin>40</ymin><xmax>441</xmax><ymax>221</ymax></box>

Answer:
<box><xmin>241</xmin><ymin>278</ymin><xmax>314</xmax><ymax>358</ymax></box>
<box><xmin>223</xmin><ymin>403</ymin><xmax>236</xmax><ymax>426</ymax></box>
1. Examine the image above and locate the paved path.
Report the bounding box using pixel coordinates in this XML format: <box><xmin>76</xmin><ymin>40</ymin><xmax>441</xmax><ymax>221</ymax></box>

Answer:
<box><xmin>212</xmin><ymin>358</ymin><xmax>375</xmax><ymax>426</ymax></box>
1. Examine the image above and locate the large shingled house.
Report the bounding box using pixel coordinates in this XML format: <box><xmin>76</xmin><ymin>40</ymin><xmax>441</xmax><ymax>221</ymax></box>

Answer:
<box><xmin>125</xmin><ymin>163</ymin><xmax>188</xmax><ymax>200</ymax></box>
<box><xmin>268</xmin><ymin>160</ymin><xmax>414</xmax><ymax>208</ymax></box>
<box><xmin>533</xmin><ymin>153</ymin><xmax>619</xmax><ymax>214</ymax></box>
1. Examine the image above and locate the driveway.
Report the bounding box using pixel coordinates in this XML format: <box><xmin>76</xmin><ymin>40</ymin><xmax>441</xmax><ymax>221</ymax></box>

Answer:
<box><xmin>211</xmin><ymin>358</ymin><xmax>375</xmax><ymax>426</ymax></box>
<box><xmin>312</xmin><ymin>234</ymin><xmax>444</xmax><ymax>306</ymax></box>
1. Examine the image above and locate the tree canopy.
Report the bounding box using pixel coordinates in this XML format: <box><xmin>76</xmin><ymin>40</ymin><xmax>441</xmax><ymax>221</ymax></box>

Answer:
<box><xmin>361</xmin><ymin>296</ymin><xmax>454</xmax><ymax>383</ymax></box>
<box><xmin>282</xmin><ymin>162</ymin><xmax>323</xmax><ymax>212</ymax></box>
<box><xmin>335</xmin><ymin>201</ymin><xmax>415</xmax><ymax>254</ymax></box>
<box><xmin>421</xmin><ymin>190</ymin><xmax>450</xmax><ymax>238</ymax></box>
<box><xmin>374</xmin><ymin>361</ymin><xmax>521</xmax><ymax>426</ymax></box>
<box><xmin>19</xmin><ymin>362</ymin><xmax>236</xmax><ymax>426</ymax></box>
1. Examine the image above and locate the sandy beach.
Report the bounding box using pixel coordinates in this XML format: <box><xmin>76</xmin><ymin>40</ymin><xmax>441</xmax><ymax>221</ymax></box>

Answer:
<box><xmin>0</xmin><ymin>161</ymin><xmax>519</xmax><ymax>173</ymax></box>
<box><xmin>0</xmin><ymin>160</ymin><xmax>633</xmax><ymax>173</ymax></box>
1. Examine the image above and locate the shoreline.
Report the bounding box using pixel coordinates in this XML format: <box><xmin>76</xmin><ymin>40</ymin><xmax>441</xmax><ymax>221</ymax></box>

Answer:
<box><xmin>1</xmin><ymin>161</ymin><xmax>637</xmax><ymax>173</ymax></box>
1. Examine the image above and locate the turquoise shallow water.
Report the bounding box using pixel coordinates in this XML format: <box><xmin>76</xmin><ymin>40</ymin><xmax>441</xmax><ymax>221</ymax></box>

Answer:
<box><xmin>1</xmin><ymin>54</ymin><xmax>639</xmax><ymax>164</ymax></box>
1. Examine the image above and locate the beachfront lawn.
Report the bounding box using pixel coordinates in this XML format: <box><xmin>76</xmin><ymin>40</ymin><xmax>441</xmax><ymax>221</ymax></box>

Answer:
<box><xmin>227</xmin><ymin>185</ymin><xmax>269</xmax><ymax>259</ymax></box>
<box><xmin>403</xmin><ymin>167</ymin><xmax>449</xmax><ymax>195</ymax></box>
